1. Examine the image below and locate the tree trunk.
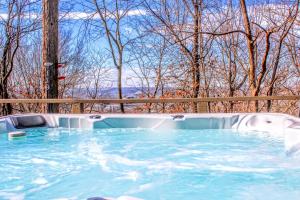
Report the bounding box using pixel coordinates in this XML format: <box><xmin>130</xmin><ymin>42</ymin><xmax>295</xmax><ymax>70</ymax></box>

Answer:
<box><xmin>0</xmin><ymin>33</ymin><xmax>13</xmax><ymax>116</ymax></box>
<box><xmin>267</xmin><ymin>43</ymin><xmax>282</xmax><ymax>112</ymax></box>
<box><xmin>192</xmin><ymin>0</ymin><xmax>201</xmax><ymax>112</ymax></box>
<box><xmin>42</xmin><ymin>0</ymin><xmax>59</xmax><ymax>113</ymax></box>
<box><xmin>240</xmin><ymin>0</ymin><xmax>257</xmax><ymax>112</ymax></box>
<box><xmin>118</xmin><ymin>66</ymin><xmax>124</xmax><ymax>113</ymax></box>
<box><xmin>0</xmin><ymin>82</ymin><xmax>12</xmax><ymax>115</ymax></box>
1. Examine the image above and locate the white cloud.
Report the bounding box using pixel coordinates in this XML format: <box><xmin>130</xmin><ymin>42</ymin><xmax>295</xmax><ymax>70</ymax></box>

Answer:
<box><xmin>0</xmin><ymin>9</ymin><xmax>146</xmax><ymax>21</ymax></box>
<box><xmin>0</xmin><ymin>13</ymin><xmax>7</xmax><ymax>20</ymax></box>
<box><xmin>61</xmin><ymin>9</ymin><xmax>146</xmax><ymax>20</ymax></box>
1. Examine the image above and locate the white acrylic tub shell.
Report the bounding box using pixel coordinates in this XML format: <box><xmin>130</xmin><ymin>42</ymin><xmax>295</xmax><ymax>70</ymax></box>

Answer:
<box><xmin>0</xmin><ymin>113</ymin><xmax>300</xmax><ymax>155</ymax></box>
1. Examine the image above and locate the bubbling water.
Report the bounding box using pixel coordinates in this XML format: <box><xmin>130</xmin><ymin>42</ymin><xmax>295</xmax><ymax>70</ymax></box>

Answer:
<box><xmin>0</xmin><ymin>128</ymin><xmax>300</xmax><ymax>200</ymax></box>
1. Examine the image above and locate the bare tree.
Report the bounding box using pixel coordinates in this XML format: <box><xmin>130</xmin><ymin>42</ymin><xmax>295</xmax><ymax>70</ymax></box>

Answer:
<box><xmin>13</xmin><ymin>30</ymin><xmax>88</xmax><ymax>113</ymax></box>
<box><xmin>239</xmin><ymin>0</ymin><xmax>299</xmax><ymax>111</ymax></box>
<box><xmin>88</xmin><ymin>0</ymin><xmax>140</xmax><ymax>113</ymax></box>
<box><xmin>144</xmin><ymin>0</ymin><xmax>207</xmax><ymax>112</ymax></box>
<box><xmin>85</xmin><ymin>51</ymin><xmax>112</xmax><ymax>113</ymax></box>
<box><xmin>266</xmin><ymin>3</ymin><xmax>299</xmax><ymax>111</ymax></box>
<box><xmin>128</xmin><ymin>35</ymin><xmax>170</xmax><ymax>112</ymax></box>
<box><xmin>0</xmin><ymin>0</ymin><xmax>38</xmax><ymax>115</ymax></box>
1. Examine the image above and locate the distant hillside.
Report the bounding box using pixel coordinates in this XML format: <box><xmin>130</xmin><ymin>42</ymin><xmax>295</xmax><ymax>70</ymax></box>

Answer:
<box><xmin>101</xmin><ymin>87</ymin><xmax>142</xmax><ymax>98</ymax></box>
<box><xmin>71</xmin><ymin>87</ymin><xmax>170</xmax><ymax>99</ymax></box>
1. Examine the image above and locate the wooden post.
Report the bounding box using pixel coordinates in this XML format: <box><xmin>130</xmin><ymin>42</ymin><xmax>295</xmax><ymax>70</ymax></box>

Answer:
<box><xmin>72</xmin><ymin>103</ymin><xmax>84</xmax><ymax>114</ymax></box>
<box><xmin>197</xmin><ymin>102</ymin><xmax>208</xmax><ymax>113</ymax></box>
<box><xmin>42</xmin><ymin>0</ymin><xmax>59</xmax><ymax>113</ymax></box>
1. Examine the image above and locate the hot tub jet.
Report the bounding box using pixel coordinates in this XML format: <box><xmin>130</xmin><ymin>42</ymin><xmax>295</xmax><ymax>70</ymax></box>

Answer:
<box><xmin>8</xmin><ymin>131</ymin><xmax>26</xmax><ymax>139</ymax></box>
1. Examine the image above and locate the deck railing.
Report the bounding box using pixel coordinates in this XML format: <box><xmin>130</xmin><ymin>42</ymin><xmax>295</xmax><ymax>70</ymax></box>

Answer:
<box><xmin>0</xmin><ymin>95</ymin><xmax>300</xmax><ymax>115</ymax></box>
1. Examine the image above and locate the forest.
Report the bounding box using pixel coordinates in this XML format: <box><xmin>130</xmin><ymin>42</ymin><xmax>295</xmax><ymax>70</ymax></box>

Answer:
<box><xmin>0</xmin><ymin>0</ymin><xmax>300</xmax><ymax>115</ymax></box>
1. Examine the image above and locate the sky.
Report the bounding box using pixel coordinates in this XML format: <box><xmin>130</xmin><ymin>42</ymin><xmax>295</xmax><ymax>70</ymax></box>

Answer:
<box><xmin>0</xmin><ymin>0</ymin><xmax>299</xmax><ymax>88</ymax></box>
<box><xmin>0</xmin><ymin>0</ymin><xmax>150</xmax><ymax>87</ymax></box>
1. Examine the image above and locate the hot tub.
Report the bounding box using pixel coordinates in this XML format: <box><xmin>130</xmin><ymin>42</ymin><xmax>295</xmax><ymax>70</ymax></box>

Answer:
<box><xmin>0</xmin><ymin>113</ymin><xmax>300</xmax><ymax>200</ymax></box>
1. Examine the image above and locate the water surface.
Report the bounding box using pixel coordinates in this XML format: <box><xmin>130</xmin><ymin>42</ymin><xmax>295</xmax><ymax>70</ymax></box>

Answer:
<box><xmin>0</xmin><ymin>128</ymin><xmax>300</xmax><ymax>200</ymax></box>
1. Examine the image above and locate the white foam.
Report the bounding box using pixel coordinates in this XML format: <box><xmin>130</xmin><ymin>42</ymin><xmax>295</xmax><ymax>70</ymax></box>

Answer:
<box><xmin>79</xmin><ymin>139</ymin><xmax>149</xmax><ymax>172</ymax></box>
<box><xmin>0</xmin><ymin>191</ymin><xmax>25</xmax><ymax>200</ymax></box>
<box><xmin>31</xmin><ymin>158</ymin><xmax>45</xmax><ymax>163</ymax></box>
<box><xmin>127</xmin><ymin>183</ymin><xmax>155</xmax><ymax>195</ymax></box>
<box><xmin>32</xmin><ymin>177</ymin><xmax>48</xmax><ymax>185</ymax></box>
<box><xmin>120</xmin><ymin>144</ymin><xmax>136</xmax><ymax>153</ymax></box>
<box><xmin>117</xmin><ymin>195</ymin><xmax>144</xmax><ymax>200</ymax></box>
<box><xmin>148</xmin><ymin>161</ymin><xmax>197</xmax><ymax>170</ymax></box>
<box><xmin>138</xmin><ymin>183</ymin><xmax>153</xmax><ymax>191</ymax></box>
<box><xmin>117</xmin><ymin>171</ymin><xmax>140</xmax><ymax>181</ymax></box>
<box><xmin>78</xmin><ymin>139</ymin><xmax>148</xmax><ymax>172</ymax></box>
<box><xmin>147</xmin><ymin>161</ymin><xmax>276</xmax><ymax>173</ymax></box>
<box><xmin>78</xmin><ymin>140</ymin><xmax>111</xmax><ymax>172</ymax></box>
<box><xmin>11</xmin><ymin>186</ymin><xmax>24</xmax><ymax>191</ymax></box>
<box><xmin>210</xmin><ymin>165</ymin><xmax>276</xmax><ymax>173</ymax></box>
<box><xmin>112</xmin><ymin>155</ymin><xmax>149</xmax><ymax>166</ymax></box>
<box><xmin>31</xmin><ymin>158</ymin><xmax>59</xmax><ymax>167</ymax></box>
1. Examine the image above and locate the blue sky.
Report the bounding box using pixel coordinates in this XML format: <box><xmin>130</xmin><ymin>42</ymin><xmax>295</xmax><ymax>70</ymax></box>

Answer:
<box><xmin>1</xmin><ymin>0</ymin><xmax>298</xmax><ymax>88</ymax></box>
